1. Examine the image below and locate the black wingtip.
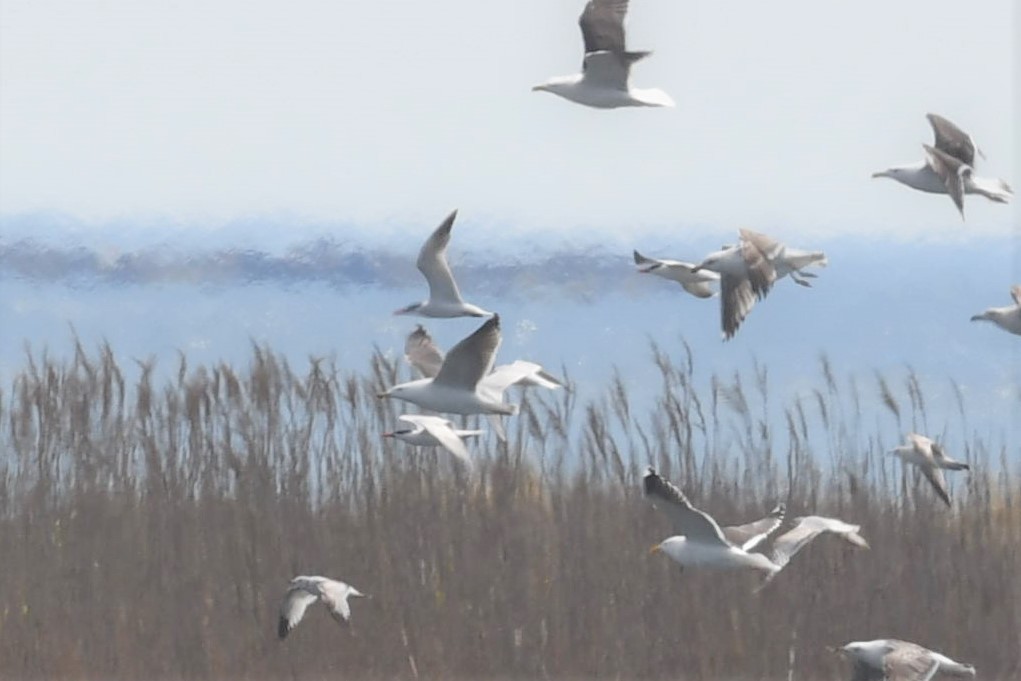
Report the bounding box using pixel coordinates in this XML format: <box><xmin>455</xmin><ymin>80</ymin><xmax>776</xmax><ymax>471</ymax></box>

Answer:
<box><xmin>642</xmin><ymin>466</ymin><xmax>662</xmax><ymax>495</ymax></box>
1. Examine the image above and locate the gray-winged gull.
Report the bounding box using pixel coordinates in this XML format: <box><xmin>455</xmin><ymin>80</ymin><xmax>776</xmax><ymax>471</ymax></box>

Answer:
<box><xmin>833</xmin><ymin>639</ymin><xmax>975</xmax><ymax>680</ymax></box>
<box><xmin>691</xmin><ymin>229</ymin><xmax>826</xmax><ymax>340</ymax></box>
<box><xmin>532</xmin><ymin>0</ymin><xmax>674</xmax><ymax>108</ymax></box>
<box><xmin>872</xmin><ymin>113</ymin><xmax>1013</xmax><ymax>218</ymax></box>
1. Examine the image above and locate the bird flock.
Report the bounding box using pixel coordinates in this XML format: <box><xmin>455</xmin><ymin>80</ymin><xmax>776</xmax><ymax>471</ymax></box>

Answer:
<box><xmin>276</xmin><ymin>1</ymin><xmax>1013</xmax><ymax>678</ymax></box>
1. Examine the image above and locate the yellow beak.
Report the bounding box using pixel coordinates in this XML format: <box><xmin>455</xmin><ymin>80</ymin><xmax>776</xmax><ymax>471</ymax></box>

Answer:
<box><xmin>648</xmin><ymin>544</ymin><xmax>662</xmax><ymax>555</ymax></box>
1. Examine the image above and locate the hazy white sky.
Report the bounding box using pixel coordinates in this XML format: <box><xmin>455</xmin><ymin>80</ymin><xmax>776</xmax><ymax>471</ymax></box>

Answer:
<box><xmin>0</xmin><ymin>0</ymin><xmax>1016</xmax><ymax>240</ymax></box>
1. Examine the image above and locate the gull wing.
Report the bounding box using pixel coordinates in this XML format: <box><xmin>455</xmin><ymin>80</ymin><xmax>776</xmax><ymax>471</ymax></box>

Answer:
<box><xmin>1011</xmin><ymin>285</ymin><xmax>1020</xmax><ymax>306</ymax></box>
<box><xmin>278</xmin><ymin>583</ymin><xmax>320</xmax><ymax>639</ymax></box>
<box><xmin>417</xmin><ymin>416</ymin><xmax>473</xmax><ymax>469</ymax></box>
<box><xmin>923</xmin><ymin>144</ymin><xmax>968</xmax><ymax>217</ymax></box>
<box><xmin>927</xmin><ymin>113</ymin><xmax>982</xmax><ymax>166</ymax></box>
<box><xmin>739</xmin><ymin>229</ymin><xmax>781</xmax><ymax>297</ymax></box>
<box><xmin>317</xmin><ymin>579</ymin><xmax>354</xmax><ymax>625</ymax></box>
<box><xmin>579</xmin><ymin>0</ymin><xmax>637</xmax><ymax>56</ymax></box>
<box><xmin>433</xmin><ymin>315</ymin><xmax>501</xmax><ymax>390</ymax></box>
<box><xmin>883</xmin><ymin>645</ymin><xmax>941</xmax><ymax>681</ymax></box>
<box><xmin>722</xmin><ymin>502</ymin><xmax>786</xmax><ymax>551</ymax></box>
<box><xmin>633</xmin><ymin>249</ymin><xmax>663</xmax><ymax>271</ymax></box>
<box><xmin>405</xmin><ymin>325</ymin><xmax>445</xmax><ymax>378</ymax></box>
<box><xmin>643</xmin><ymin>468</ymin><xmax>732</xmax><ymax>547</ymax></box>
<box><xmin>918</xmin><ymin>463</ymin><xmax>951</xmax><ymax>507</ymax></box>
<box><xmin>720</xmin><ymin>274</ymin><xmax>757</xmax><ymax>340</ymax></box>
<box><xmin>770</xmin><ymin>515</ymin><xmax>869</xmax><ymax>569</ymax></box>
<box><xmin>582</xmin><ymin>50</ymin><xmax>630</xmax><ymax>90</ymax></box>
<box><xmin>417</xmin><ymin>210</ymin><xmax>466</xmax><ymax>305</ymax></box>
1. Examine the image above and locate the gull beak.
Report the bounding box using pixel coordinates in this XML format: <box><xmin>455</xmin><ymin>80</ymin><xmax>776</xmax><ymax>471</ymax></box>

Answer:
<box><xmin>531</xmin><ymin>85</ymin><xmax>544</xmax><ymax>92</ymax></box>
<box><xmin>382</xmin><ymin>432</ymin><xmax>394</xmax><ymax>438</ymax></box>
<box><xmin>648</xmin><ymin>544</ymin><xmax>662</xmax><ymax>555</ymax></box>
<box><xmin>377</xmin><ymin>391</ymin><xmax>388</xmax><ymax>399</ymax></box>
<box><xmin>689</xmin><ymin>265</ymin><xmax>703</xmax><ymax>274</ymax></box>
<box><xmin>871</xmin><ymin>170</ymin><xmax>888</xmax><ymax>179</ymax></box>
<box><xmin>969</xmin><ymin>314</ymin><xmax>984</xmax><ymax>322</ymax></box>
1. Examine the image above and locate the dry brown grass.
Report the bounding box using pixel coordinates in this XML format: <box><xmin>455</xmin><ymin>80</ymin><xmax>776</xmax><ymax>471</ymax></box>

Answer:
<box><xmin>0</xmin><ymin>339</ymin><xmax>1018</xmax><ymax>680</ymax></box>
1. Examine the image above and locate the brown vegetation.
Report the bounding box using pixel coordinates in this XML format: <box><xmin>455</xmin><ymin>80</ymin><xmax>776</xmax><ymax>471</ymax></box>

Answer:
<box><xmin>0</xmin><ymin>340</ymin><xmax>1018</xmax><ymax>680</ymax></box>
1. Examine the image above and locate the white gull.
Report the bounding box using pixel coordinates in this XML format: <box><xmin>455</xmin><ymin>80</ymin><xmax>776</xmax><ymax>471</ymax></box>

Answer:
<box><xmin>278</xmin><ymin>576</ymin><xmax>368</xmax><ymax>639</ymax></box>
<box><xmin>395</xmin><ymin>210</ymin><xmax>492</xmax><ymax>318</ymax></box>
<box><xmin>633</xmin><ymin>250</ymin><xmax>719</xmax><ymax>299</ymax></box>
<box><xmin>890</xmin><ymin>433</ymin><xmax>969</xmax><ymax>507</ymax></box>
<box><xmin>532</xmin><ymin>0</ymin><xmax>674</xmax><ymax>109</ymax></box>
<box><xmin>384</xmin><ymin>414</ymin><xmax>483</xmax><ymax>470</ymax></box>
<box><xmin>380</xmin><ymin>316</ymin><xmax>531</xmax><ymax>417</ymax></box>
<box><xmin>970</xmin><ymin>285</ymin><xmax>1021</xmax><ymax>336</ymax></box>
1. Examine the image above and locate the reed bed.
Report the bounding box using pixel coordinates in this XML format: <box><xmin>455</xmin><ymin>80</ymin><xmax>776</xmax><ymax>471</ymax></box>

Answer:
<box><xmin>0</xmin><ymin>339</ymin><xmax>1017</xmax><ymax>680</ymax></box>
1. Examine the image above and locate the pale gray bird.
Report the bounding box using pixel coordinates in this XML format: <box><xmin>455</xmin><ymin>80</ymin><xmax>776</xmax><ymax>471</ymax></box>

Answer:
<box><xmin>384</xmin><ymin>414</ymin><xmax>483</xmax><ymax>470</ymax></box>
<box><xmin>633</xmin><ymin>250</ymin><xmax>719</xmax><ymax>299</ymax></box>
<box><xmin>970</xmin><ymin>285</ymin><xmax>1021</xmax><ymax>336</ymax></box>
<box><xmin>833</xmin><ymin>639</ymin><xmax>975</xmax><ymax>680</ymax></box>
<box><xmin>394</xmin><ymin>210</ymin><xmax>492</xmax><ymax>318</ymax></box>
<box><xmin>532</xmin><ymin>0</ymin><xmax>674</xmax><ymax>108</ymax></box>
<box><xmin>872</xmin><ymin>113</ymin><xmax>1012</xmax><ymax>218</ymax></box>
<box><xmin>278</xmin><ymin>576</ymin><xmax>368</xmax><ymax>639</ymax></box>
<box><xmin>401</xmin><ymin>323</ymin><xmax>564</xmax><ymax>441</ymax></box>
<box><xmin>889</xmin><ymin>433</ymin><xmax>969</xmax><ymax>507</ymax></box>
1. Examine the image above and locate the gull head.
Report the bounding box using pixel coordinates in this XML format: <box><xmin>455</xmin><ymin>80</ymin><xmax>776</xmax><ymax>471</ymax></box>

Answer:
<box><xmin>349</xmin><ymin>588</ymin><xmax>369</xmax><ymax>599</ymax></box>
<box><xmin>531</xmin><ymin>75</ymin><xmax>581</xmax><ymax>96</ymax></box>
<box><xmin>970</xmin><ymin>310</ymin><xmax>992</xmax><ymax>323</ymax></box>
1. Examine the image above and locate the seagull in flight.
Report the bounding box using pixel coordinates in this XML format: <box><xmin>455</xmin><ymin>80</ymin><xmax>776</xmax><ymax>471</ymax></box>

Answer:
<box><xmin>532</xmin><ymin>0</ymin><xmax>674</xmax><ymax>108</ymax></box>
<box><xmin>872</xmin><ymin>113</ymin><xmax>1012</xmax><ymax>218</ymax></box>
<box><xmin>691</xmin><ymin>230</ymin><xmax>826</xmax><ymax>340</ymax></box>
<box><xmin>633</xmin><ymin>250</ymin><xmax>719</xmax><ymax>299</ymax></box>
<box><xmin>379</xmin><ymin>316</ymin><xmax>534</xmax><ymax>419</ymax></box>
<box><xmin>384</xmin><ymin>414</ymin><xmax>483</xmax><ymax>470</ymax></box>
<box><xmin>644</xmin><ymin>468</ymin><xmax>868</xmax><ymax>586</ymax></box>
<box><xmin>403</xmin><ymin>324</ymin><xmax>564</xmax><ymax>440</ymax></box>
<box><xmin>889</xmin><ymin>433</ymin><xmax>969</xmax><ymax>507</ymax></box>
<box><xmin>278</xmin><ymin>576</ymin><xmax>368</xmax><ymax>639</ymax></box>
<box><xmin>395</xmin><ymin>210</ymin><xmax>492</xmax><ymax>318</ymax></box>
<box><xmin>970</xmin><ymin>285</ymin><xmax>1021</xmax><ymax>336</ymax></box>
<box><xmin>832</xmin><ymin>639</ymin><xmax>975</xmax><ymax>680</ymax></box>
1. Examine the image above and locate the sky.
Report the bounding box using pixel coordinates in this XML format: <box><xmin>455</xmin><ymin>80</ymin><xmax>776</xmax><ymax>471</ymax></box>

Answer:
<box><xmin>0</xmin><ymin>0</ymin><xmax>1017</xmax><ymax>242</ymax></box>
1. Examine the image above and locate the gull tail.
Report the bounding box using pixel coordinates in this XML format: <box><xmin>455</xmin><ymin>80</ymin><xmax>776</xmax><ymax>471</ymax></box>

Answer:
<box><xmin>970</xmin><ymin>176</ymin><xmax>1013</xmax><ymax>203</ymax></box>
<box><xmin>631</xmin><ymin>87</ymin><xmax>675</xmax><ymax>108</ymax></box>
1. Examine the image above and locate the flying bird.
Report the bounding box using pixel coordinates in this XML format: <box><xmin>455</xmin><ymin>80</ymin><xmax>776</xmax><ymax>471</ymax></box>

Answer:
<box><xmin>872</xmin><ymin>113</ymin><xmax>1012</xmax><ymax>218</ymax></box>
<box><xmin>380</xmin><ymin>316</ymin><xmax>532</xmax><ymax>418</ymax></box>
<box><xmin>970</xmin><ymin>285</ymin><xmax>1021</xmax><ymax>336</ymax></box>
<box><xmin>643</xmin><ymin>467</ymin><xmax>785</xmax><ymax>575</ymax></box>
<box><xmin>532</xmin><ymin>0</ymin><xmax>674</xmax><ymax>108</ymax></box>
<box><xmin>395</xmin><ymin>210</ymin><xmax>492</xmax><ymax>318</ymax></box>
<box><xmin>633</xmin><ymin>250</ymin><xmax>719</xmax><ymax>299</ymax></box>
<box><xmin>278</xmin><ymin>576</ymin><xmax>368</xmax><ymax>639</ymax></box>
<box><xmin>832</xmin><ymin>639</ymin><xmax>976</xmax><ymax>681</ymax></box>
<box><xmin>403</xmin><ymin>324</ymin><xmax>564</xmax><ymax>440</ymax></box>
<box><xmin>691</xmin><ymin>230</ymin><xmax>826</xmax><ymax>340</ymax></box>
<box><xmin>384</xmin><ymin>414</ymin><xmax>483</xmax><ymax>470</ymax></box>
<box><xmin>889</xmin><ymin>433</ymin><xmax>970</xmax><ymax>507</ymax></box>
<box><xmin>644</xmin><ymin>468</ymin><xmax>868</xmax><ymax>585</ymax></box>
